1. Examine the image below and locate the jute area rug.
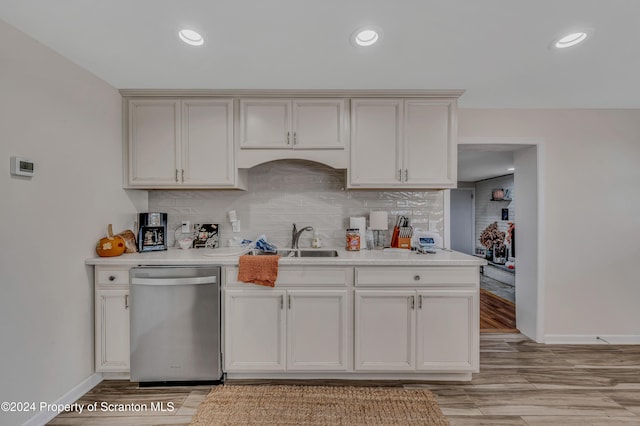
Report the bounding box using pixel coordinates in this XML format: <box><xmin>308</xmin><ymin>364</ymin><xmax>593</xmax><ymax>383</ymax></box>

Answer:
<box><xmin>190</xmin><ymin>384</ymin><xmax>449</xmax><ymax>425</ymax></box>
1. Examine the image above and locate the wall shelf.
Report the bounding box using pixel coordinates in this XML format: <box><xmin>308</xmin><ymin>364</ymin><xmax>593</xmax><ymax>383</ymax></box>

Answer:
<box><xmin>490</xmin><ymin>198</ymin><xmax>512</xmax><ymax>202</ymax></box>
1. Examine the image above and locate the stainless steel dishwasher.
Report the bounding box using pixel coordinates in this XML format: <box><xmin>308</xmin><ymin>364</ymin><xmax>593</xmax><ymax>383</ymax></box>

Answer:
<box><xmin>129</xmin><ymin>266</ymin><xmax>222</xmax><ymax>383</ymax></box>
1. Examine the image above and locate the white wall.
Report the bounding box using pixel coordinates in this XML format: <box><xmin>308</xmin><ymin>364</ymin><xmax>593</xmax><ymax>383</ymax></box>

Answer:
<box><xmin>0</xmin><ymin>20</ymin><xmax>147</xmax><ymax>425</ymax></box>
<box><xmin>513</xmin><ymin>146</ymin><xmax>538</xmax><ymax>340</ymax></box>
<box><xmin>449</xmin><ymin>188</ymin><xmax>475</xmax><ymax>255</ymax></box>
<box><xmin>459</xmin><ymin>109</ymin><xmax>640</xmax><ymax>342</ymax></box>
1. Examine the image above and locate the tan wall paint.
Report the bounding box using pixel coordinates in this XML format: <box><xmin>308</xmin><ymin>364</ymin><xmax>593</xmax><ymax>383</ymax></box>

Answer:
<box><xmin>0</xmin><ymin>19</ymin><xmax>147</xmax><ymax>424</ymax></box>
<box><xmin>459</xmin><ymin>109</ymin><xmax>640</xmax><ymax>339</ymax></box>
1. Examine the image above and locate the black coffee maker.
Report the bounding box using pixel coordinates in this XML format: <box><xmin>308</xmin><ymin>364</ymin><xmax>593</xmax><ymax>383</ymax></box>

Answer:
<box><xmin>137</xmin><ymin>213</ymin><xmax>168</xmax><ymax>252</ymax></box>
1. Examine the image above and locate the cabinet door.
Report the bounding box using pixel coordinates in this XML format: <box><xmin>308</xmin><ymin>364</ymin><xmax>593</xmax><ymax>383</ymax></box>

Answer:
<box><xmin>224</xmin><ymin>290</ymin><xmax>286</xmax><ymax>371</ymax></box>
<box><xmin>239</xmin><ymin>99</ymin><xmax>291</xmax><ymax>148</ymax></box>
<box><xmin>416</xmin><ymin>290</ymin><xmax>478</xmax><ymax>372</ymax></box>
<box><xmin>181</xmin><ymin>99</ymin><xmax>236</xmax><ymax>186</ymax></box>
<box><xmin>349</xmin><ymin>99</ymin><xmax>403</xmax><ymax>186</ymax></box>
<box><xmin>292</xmin><ymin>99</ymin><xmax>346</xmax><ymax>149</ymax></box>
<box><xmin>95</xmin><ymin>289</ymin><xmax>130</xmax><ymax>372</ymax></box>
<box><xmin>354</xmin><ymin>290</ymin><xmax>415</xmax><ymax>371</ymax></box>
<box><xmin>128</xmin><ymin>99</ymin><xmax>180</xmax><ymax>186</ymax></box>
<box><xmin>403</xmin><ymin>100</ymin><xmax>457</xmax><ymax>187</ymax></box>
<box><xmin>286</xmin><ymin>290</ymin><xmax>349</xmax><ymax>371</ymax></box>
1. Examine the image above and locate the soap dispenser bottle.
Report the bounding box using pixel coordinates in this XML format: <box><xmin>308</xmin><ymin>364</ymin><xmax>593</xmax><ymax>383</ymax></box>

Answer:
<box><xmin>365</xmin><ymin>227</ymin><xmax>374</xmax><ymax>250</ymax></box>
<box><xmin>311</xmin><ymin>230</ymin><xmax>322</xmax><ymax>248</ymax></box>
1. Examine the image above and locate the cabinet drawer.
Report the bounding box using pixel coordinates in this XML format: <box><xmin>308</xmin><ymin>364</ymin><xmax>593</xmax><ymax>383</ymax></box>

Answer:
<box><xmin>355</xmin><ymin>267</ymin><xmax>477</xmax><ymax>287</ymax></box>
<box><xmin>226</xmin><ymin>266</ymin><xmax>351</xmax><ymax>287</ymax></box>
<box><xmin>96</xmin><ymin>268</ymin><xmax>130</xmax><ymax>285</ymax></box>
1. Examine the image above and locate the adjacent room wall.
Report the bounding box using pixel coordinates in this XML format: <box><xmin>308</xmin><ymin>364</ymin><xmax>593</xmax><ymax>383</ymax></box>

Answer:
<box><xmin>475</xmin><ymin>174</ymin><xmax>515</xmax><ymax>256</ymax></box>
<box><xmin>459</xmin><ymin>109</ymin><xmax>640</xmax><ymax>342</ymax></box>
<box><xmin>0</xmin><ymin>19</ymin><xmax>147</xmax><ymax>425</ymax></box>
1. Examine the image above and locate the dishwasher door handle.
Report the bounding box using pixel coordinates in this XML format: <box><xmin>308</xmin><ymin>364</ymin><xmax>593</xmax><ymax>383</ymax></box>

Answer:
<box><xmin>131</xmin><ymin>276</ymin><xmax>217</xmax><ymax>286</ymax></box>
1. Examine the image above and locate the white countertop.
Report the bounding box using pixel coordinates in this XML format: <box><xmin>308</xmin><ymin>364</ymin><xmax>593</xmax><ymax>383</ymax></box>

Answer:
<box><xmin>86</xmin><ymin>247</ymin><xmax>487</xmax><ymax>267</ymax></box>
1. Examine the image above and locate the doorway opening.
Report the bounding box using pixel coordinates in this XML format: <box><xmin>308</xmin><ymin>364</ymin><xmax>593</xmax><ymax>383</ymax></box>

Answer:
<box><xmin>445</xmin><ymin>138</ymin><xmax>542</xmax><ymax>340</ymax></box>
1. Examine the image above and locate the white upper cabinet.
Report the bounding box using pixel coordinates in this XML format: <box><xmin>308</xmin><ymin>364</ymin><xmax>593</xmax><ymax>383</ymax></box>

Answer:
<box><xmin>122</xmin><ymin>90</ymin><xmax>459</xmax><ymax>187</ymax></box>
<box><xmin>127</xmin><ymin>98</ymin><xmax>246</xmax><ymax>189</ymax></box>
<box><xmin>239</xmin><ymin>98</ymin><xmax>347</xmax><ymax>150</ymax></box>
<box><xmin>239</xmin><ymin>99</ymin><xmax>291</xmax><ymax>148</ymax></box>
<box><xmin>292</xmin><ymin>99</ymin><xmax>347</xmax><ymax>149</ymax></box>
<box><xmin>349</xmin><ymin>99</ymin><xmax>403</xmax><ymax>186</ymax></box>
<box><xmin>403</xmin><ymin>100</ymin><xmax>456</xmax><ymax>186</ymax></box>
<box><xmin>349</xmin><ymin>98</ymin><xmax>457</xmax><ymax>189</ymax></box>
<box><xmin>181</xmin><ymin>99</ymin><xmax>236</xmax><ymax>186</ymax></box>
<box><xmin>128</xmin><ymin>99</ymin><xmax>180</xmax><ymax>186</ymax></box>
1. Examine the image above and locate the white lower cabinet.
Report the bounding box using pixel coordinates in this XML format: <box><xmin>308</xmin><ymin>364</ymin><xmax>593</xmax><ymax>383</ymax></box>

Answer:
<box><xmin>224</xmin><ymin>266</ymin><xmax>351</xmax><ymax>373</ymax></box>
<box><xmin>94</xmin><ymin>267</ymin><xmax>130</xmax><ymax>373</ymax></box>
<box><xmin>224</xmin><ymin>288</ymin><xmax>349</xmax><ymax>373</ymax></box>
<box><xmin>416</xmin><ymin>290</ymin><xmax>477</xmax><ymax>371</ymax></box>
<box><xmin>224</xmin><ymin>290</ymin><xmax>286</xmax><ymax>371</ymax></box>
<box><xmin>93</xmin><ymin>262</ymin><xmax>479</xmax><ymax>380</ymax></box>
<box><xmin>355</xmin><ymin>290</ymin><xmax>415</xmax><ymax>371</ymax></box>
<box><xmin>287</xmin><ymin>290</ymin><xmax>348</xmax><ymax>371</ymax></box>
<box><xmin>355</xmin><ymin>288</ymin><xmax>478</xmax><ymax>373</ymax></box>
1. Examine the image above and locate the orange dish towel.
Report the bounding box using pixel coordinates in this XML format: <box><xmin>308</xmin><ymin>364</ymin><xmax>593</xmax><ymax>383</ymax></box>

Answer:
<box><xmin>237</xmin><ymin>255</ymin><xmax>281</xmax><ymax>287</ymax></box>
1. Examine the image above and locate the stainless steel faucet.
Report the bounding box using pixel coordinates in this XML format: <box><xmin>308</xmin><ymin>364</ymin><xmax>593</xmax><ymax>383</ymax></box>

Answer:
<box><xmin>291</xmin><ymin>223</ymin><xmax>314</xmax><ymax>249</ymax></box>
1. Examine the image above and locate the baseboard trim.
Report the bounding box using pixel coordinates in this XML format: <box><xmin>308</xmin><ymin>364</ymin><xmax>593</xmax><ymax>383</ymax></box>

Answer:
<box><xmin>23</xmin><ymin>373</ymin><xmax>103</xmax><ymax>426</ymax></box>
<box><xmin>544</xmin><ymin>334</ymin><xmax>640</xmax><ymax>344</ymax></box>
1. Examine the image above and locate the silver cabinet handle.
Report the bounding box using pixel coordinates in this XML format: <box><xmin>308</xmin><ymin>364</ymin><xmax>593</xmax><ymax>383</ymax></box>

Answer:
<box><xmin>280</xmin><ymin>295</ymin><xmax>284</xmax><ymax>309</ymax></box>
<box><xmin>414</xmin><ymin>275</ymin><xmax>421</xmax><ymax>281</ymax></box>
<box><xmin>288</xmin><ymin>295</ymin><xmax>291</xmax><ymax>309</ymax></box>
<box><xmin>398</xmin><ymin>169</ymin><xmax>402</xmax><ymax>181</ymax></box>
<box><xmin>419</xmin><ymin>295</ymin><xmax>423</xmax><ymax>309</ymax></box>
<box><xmin>182</xmin><ymin>169</ymin><xmax>185</xmax><ymax>182</ymax></box>
<box><xmin>125</xmin><ymin>295</ymin><xmax>129</xmax><ymax>309</ymax></box>
<box><xmin>411</xmin><ymin>295</ymin><xmax>415</xmax><ymax>310</ymax></box>
<box><xmin>287</xmin><ymin>131</ymin><xmax>290</xmax><ymax>145</ymax></box>
<box><xmin>293</xmin><ymin>132</ymin><xmax>297</xmax><ymax>145</ymax></box>
<box><xmin>405</xmin><ymin>169</ymin><xmax>409</xmax><ymax>182</ymax></box>
<box><xmin>175</xmin><ymin>169</ymin><xmax>179</xmax><ymax>182</ymax></box>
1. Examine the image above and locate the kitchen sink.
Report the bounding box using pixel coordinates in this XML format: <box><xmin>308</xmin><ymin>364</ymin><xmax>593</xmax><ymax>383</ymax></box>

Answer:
<box><xmin>247</xmin><ymin>249</ymin><xmax>292</xmax><ymax>256</ymax></box>
<box><xmin>296</xmin><ymin>250</ymin><xmax>339</xmax><ymax>257</ymax></box>
<box><xmin>248</xmin><ymin>249</ymin><xmax>338</xmax><ymax>258</ymax></box>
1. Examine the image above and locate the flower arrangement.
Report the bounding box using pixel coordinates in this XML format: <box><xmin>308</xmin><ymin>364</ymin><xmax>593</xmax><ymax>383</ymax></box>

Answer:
<box><xmin>479</xmin><ymin>222</ymin><xmax>505</xmax><ymax>250</ymax></box>
<box><xmin>506</xmin><ymin>222</ymin><xmax>515</xmax><ymax>257</ymax></box>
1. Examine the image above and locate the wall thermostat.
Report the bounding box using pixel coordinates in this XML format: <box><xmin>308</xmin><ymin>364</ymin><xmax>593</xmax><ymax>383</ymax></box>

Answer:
<box><xmin>10</xmin><ymin>156</ymin><xmax>35</xmax><ymax>177</ymax></box>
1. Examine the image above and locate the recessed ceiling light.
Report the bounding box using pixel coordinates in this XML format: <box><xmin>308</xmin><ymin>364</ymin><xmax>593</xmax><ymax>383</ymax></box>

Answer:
<box><xmin>351</xmin><ymin>27</ymin><xmax>383</xmax><ymax>47</ymax></box>
<box><xmin>507</xmin><ymin>167</ymin><xmax>515</xmax><ymax>171</ymax></box>
<box><xmin>552</xmin><ymin>30</ymin><xmax>591</xmax><ymax>49</ymax></box>
<box><xmin>178</xmin><ymin>29</ymin><xmax>204</xmax><ymax>46</ymax></box>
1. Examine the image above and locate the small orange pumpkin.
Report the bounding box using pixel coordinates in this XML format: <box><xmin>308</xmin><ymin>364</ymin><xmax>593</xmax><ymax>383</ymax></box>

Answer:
<box><xmin>96</xmin><ymin>224</ymin><xmax>126</xmax><ymax>257</ymax></box>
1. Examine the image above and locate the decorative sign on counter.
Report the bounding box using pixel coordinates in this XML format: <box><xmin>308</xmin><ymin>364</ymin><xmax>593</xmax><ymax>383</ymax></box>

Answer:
<box><xmin>193</xmin><ymin>224</ymin><xmax>219</xmax><ymax>248</ymax></box>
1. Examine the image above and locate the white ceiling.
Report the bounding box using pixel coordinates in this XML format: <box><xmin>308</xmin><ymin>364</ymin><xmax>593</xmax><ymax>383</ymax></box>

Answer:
<box><xmin>1</xmin><ymin>0</ymin><xmax>639</xmax><ymax>108</ymax></box>
<box><xmin>457</xmin><ymin>144</ymin><xmax>529</xmax><ymax>182</ymax></box>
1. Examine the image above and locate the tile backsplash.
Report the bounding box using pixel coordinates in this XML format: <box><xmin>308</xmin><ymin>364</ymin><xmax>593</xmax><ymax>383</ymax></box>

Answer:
<box><xmin>149</xmin><ymin>160</ymin><xmax>444</xmax><ymax>249</ymax></box>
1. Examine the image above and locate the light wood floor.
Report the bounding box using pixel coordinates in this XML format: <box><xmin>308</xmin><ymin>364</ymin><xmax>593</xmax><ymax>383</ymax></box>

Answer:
<box><xmin>50</xmin><ymin>334</ymin><xmax>640</xmax><ymax>425</ymax></box>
